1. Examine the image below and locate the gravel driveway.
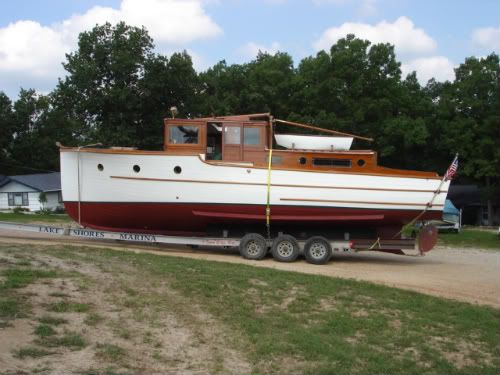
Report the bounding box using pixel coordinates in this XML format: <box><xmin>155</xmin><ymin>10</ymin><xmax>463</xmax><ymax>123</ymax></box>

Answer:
<box><xmin>1</xmin><ymin>229</ymin><xmax>499</xmax><ymax>307</ymax></box>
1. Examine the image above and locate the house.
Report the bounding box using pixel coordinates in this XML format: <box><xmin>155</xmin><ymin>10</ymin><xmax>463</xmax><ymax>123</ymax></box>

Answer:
<box><xmin>448</xmin><ymin>184</ymin><xmax>499</xmax><ymax>226</ymax></box>
<box><xmin>0</xmin><ymin>172</ymin><xmax>63</xmax><ymax>212</ymax></box>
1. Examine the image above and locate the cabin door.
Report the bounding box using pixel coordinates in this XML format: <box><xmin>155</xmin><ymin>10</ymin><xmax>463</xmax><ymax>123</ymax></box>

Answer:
<box><xmin>222</xmin><ymin>124</ymin><xmax>243</xmax><ymax>161</ymax></box>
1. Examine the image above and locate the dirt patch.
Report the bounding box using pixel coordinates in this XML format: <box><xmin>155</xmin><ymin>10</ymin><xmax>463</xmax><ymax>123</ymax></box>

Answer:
<box><xmin>389</xmin><ymin>318</ymin><xmax>402</xmax><ymax>330</ymax></box>
<box><xmin>0</xmin><ymin>246</ymin><xmax>251</xmax><ymax>375</ymax></box>
<box><xmin>279</xmin><ymin>285</ymin><xmax>305</xmax><ymax>310</ymax></box>
<box><xmin>318</xmin><ymin>297</ymin><xmax>339</xmax><ymax>312</ymax></box>
<box><xmin>428</xmin><ymin>336</ymin><xmax>494</xmax><ymax>369</ymax></box>
<box><xmin>249</xmin><ymin>278</ymin><xmax>269</xmax><ymax>287</ymax></box>
<box><xmin>351</xmin><ymin>308</ymin><xmax>370</xmax><ymax>318</ymax></box>
<box><xmin>345</xmin><ymin>331</ymin><xmax>366</xmax><ymax>345</ymax></box>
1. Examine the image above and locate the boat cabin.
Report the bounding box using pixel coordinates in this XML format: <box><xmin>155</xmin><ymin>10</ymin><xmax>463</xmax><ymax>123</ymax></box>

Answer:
<box><xmin>163</xmin><ymin>113</ymin><xmax>436</xmax><ymax>177</ymax></box>
<box><xmin>164</xmin><ymin>113</ymin><xmax>271</xmax><ymax>163</ymax></box>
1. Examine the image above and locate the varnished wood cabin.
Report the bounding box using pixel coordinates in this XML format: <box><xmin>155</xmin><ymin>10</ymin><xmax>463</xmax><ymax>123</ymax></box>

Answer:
<box><xmin>163</xmin><ymin>113</ymin><xmax>438</xmax><ymax>178</ymax></box>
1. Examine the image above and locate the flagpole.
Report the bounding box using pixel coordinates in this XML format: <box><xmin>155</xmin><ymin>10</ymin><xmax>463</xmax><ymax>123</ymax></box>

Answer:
<box><xmin>392</xmin><ymin>153</ymin><xmax>459</xmax><ymax>239</ymax></box>
<box><xmin>429</xmin><ymin>152</ymin><xmax>458</xmax><ymax>209</ymax></box>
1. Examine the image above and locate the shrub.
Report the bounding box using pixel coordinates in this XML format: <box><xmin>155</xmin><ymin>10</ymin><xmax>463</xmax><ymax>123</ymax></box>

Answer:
<box><xmin>53</xmin><ymin>206</ymin><xmax>66</xmax><ymax>214</ymax></box>
<box><xmin>38</xmin><ymin>208</ymin><xmax>53</xmax><ymax>215</ymax></box>
<box><xmin>12</xmin><ymin>207</ymin><xmax>29</xmax><ymax>214</ymax></box>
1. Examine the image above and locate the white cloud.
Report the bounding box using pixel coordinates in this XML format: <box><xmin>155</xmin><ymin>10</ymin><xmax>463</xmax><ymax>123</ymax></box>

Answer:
<box><xmin>0</xmin><ymin>21</ymin><xmax>66</xmax><ymax>77</ymax></box>
<box><xmin>401</xmin><ymin>56</ymin><xmax>455</xmax><ymax>84</ymax></box>
<box><xmin>237</xmin><ymin>41</ymin><xmax>281</xmax><ymax>60</ymax></box>
<box><xmin>472</xmin><ymin>25</ymin><xmax>500</xmax><ymax>52</ymax></box>
<box><xmin>358</xmin><ymin>0</ymin><xmax>378</xmax><ymax>18</ymax></box>
<box><xmin>0</xmin><ymin>0</ymin><xmax>221</xmax><ymax>98</ymax></box>
<box><xmin>313</xmin><ymin>16</ymin><xmax>436</xmax><ymax>56</ymax></box>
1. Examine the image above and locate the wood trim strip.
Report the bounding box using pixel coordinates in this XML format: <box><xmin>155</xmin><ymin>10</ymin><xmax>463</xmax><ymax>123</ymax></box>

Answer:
<box><xmin>192</xmin><ymin>210</ymin><xmax>385</xmax><ymax>221</ymax></box>
<box><xmin>111</xmin><ymin>176</ymin><xmax>263</xmax><ymax>187</ymax></box>
<box><xmin>60</xmin><ymin>148</ymin><xmax>170</xmax><ymax>155</ymax></box>
<box><xmin>109</xmin><ymin>175</ymin><xmax>448</xmax><ymax>194</ymax></box>
<box><xmin>198</xmin><ymin>155</ymin><xmax>441</xmax><ymax>180</ymax></box>
<box><xmin>280</xmin><ymin>197</ymin><xmax>444</xmax><ymax>207</ymax></box>
<box><xmin>274</xmin><ymin>118</ymin><xmax>374</xmax><ymax>141</ymax></box>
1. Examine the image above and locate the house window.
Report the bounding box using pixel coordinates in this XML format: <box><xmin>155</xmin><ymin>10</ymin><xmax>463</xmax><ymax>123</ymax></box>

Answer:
<box><xmin>8</xmin><ymin>192</ymin><xmax>28</xmax><ymax>206</ymax></box>
<box><xmin>168</xmin><ymin>125</ymin><xmax>199</xmax><ymax>144</ymax></box>
<box><xmin>312</xmin><ymin>158</ymin><xmax>352</xmax><ymax>168</ymax></box>
<box><xmin>58</xmin><ymin>191</ymin><xmax>63</xmax><ymax>203</ymax></box>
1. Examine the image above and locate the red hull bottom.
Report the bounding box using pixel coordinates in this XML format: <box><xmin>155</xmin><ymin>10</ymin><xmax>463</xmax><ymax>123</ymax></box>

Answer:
<box><xmin>64</xmin><ymin>202</ymin><xmax>441</xmax><ymax>238</ymax></box>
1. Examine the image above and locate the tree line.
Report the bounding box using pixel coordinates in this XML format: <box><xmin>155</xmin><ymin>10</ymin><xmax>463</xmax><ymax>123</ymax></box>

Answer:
<box><xmin>0</xmin><ymin>22</ymin><xmax>498</xmax><ymax>220</ymax></box>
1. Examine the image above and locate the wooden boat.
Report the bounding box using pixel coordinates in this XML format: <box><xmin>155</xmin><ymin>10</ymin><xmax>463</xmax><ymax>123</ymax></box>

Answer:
<box><xmin>59</xmin><ymin>113</ymin><xmax>449</xmax><ymax>243</ymax></box>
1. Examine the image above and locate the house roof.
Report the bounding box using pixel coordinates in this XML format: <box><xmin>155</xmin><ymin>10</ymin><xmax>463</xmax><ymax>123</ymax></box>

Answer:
<box><xmin>0</xmin><ymin>172</ymin><xmax>61</xmax><ymax>192</ymax></box>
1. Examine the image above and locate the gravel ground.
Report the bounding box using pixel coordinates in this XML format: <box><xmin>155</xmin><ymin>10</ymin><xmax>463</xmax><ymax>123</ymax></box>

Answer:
<box><xmin>0</xmin><ymin>228</ymin><xmax>499</xmax><ymax>308</ymax></box>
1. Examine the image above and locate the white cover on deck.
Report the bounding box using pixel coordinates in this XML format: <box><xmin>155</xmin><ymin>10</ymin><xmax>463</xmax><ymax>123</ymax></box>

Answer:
<box><xmin>275</xmin><ymin>134</ymin><xmax>353</xmax><ymax>151</ymax></box>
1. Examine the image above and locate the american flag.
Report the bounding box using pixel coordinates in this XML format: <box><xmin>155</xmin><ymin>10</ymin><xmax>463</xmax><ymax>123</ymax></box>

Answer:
<box><xmin>445</xmin><ymin>154</ymin><xmax>459</xmax><ymax>181</ymax></box>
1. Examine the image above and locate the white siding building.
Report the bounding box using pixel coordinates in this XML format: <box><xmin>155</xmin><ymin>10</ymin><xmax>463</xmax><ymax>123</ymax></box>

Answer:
<box><xmin>0</xmin><ymin>173</ymin><xmax>62</xmax><ymax>212</ymax></box>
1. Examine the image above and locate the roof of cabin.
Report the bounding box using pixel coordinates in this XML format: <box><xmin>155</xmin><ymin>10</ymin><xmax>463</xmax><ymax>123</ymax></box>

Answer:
<box><xmin>195</xmin><ymin>113</ymin><xmax>271</xmax><ymax>121</ymax></box>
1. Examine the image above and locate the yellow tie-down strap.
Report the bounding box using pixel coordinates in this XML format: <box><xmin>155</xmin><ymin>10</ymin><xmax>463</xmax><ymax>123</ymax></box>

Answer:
<box><xmin>266</xmin><ymin>148</ymin><xmax>273</xmax><ymax>230</ymax></box>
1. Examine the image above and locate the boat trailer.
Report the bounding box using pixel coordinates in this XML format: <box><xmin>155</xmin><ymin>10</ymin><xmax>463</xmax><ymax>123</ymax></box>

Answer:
<box><xmin>0</xmin><ymin>221</ymin><xmax>436</xmax><ymax>265</ymax></box>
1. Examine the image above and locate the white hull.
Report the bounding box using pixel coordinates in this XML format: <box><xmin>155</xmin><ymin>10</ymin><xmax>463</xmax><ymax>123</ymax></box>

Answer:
<box><xmin>61</xmin><ymin>151</ymin><xmax>448</xmax><ymax>212</ymax></box>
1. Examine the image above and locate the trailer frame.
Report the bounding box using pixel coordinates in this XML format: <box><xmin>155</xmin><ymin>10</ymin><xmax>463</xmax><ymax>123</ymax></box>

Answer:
<box><xmin>0</xmin><ymin>221</ymin><xmax>423</xmax><ymax>262</ymax></box>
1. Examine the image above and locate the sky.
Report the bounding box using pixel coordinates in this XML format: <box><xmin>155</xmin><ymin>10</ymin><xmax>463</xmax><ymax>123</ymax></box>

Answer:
<box><xmin>0</xmin><ymin>0</ymin><xmax>499</xmax><ymax>99</ymax></box>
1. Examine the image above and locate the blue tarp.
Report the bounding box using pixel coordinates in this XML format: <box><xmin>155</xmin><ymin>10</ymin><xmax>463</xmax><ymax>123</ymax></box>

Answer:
<box><xmin>443</xmin><ymin>199</ymin><xmax>460</xmax><ymax>215</ymax></box>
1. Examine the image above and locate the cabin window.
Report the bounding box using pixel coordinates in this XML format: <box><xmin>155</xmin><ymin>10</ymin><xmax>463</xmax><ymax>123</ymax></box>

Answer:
<box><xmin>8</xmin><ymin>192</ymin><xmax>28</xmax><ymax>206</ymax></box>
<box><xmin>312</xmin><ymin>158</ymin><xmax>352</xmax><ymax>168</ymax></box>
<box><xmin>244</xmin><ymin>127</ymin><xmax>261</xmax><ymax>145</ymax></box>
<box><xmin>169</xmin><ymin>125</ymin><xmax>199</xmax><ymax>144</ymax></box>
<box><xmin>224</xmin><ymin>126</ymin><xmax>241</xmax><ymax>145</ymax></box>
<box><xmin>265</xmin><ymin>155</ymin><xmax>283</xmax><ymax>165</ymax></box>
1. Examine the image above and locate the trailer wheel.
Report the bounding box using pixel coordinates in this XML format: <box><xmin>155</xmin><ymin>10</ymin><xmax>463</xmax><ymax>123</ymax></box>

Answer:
<box><xmin>239</xmin><ymin>233</ymin><xmax>268</xmax><ymax>260</ymax></box>
<box><xmin>271</xmin><ymin>234</ymin><xmax>299</xmax><ymax>262</ymax></box>
<box><xmin>304</xmin><ymin>236</ymin><xmax>332</xmax><ymax>265</ymax></box>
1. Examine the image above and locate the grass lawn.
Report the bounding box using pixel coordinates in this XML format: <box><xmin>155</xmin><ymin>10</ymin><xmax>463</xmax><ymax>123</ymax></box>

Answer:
<box><xmin>0</xmin><ymin>242</ymin><xmax>499</xmax><ymax>374</ymax></box>
<box><xmin>438</xmin><ymin>227</ymin><xmax>499</xmax><ymax>250</ymax></box>
<box><xmin>0</xmin><ymin>212</ymin><xmax>72</xmax><ymax>224</ymax></box>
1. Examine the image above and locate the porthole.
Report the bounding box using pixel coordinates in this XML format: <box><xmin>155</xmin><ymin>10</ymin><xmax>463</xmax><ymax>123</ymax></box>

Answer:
<box><xmin>174</xmin><ymin>166</ymin><xmax>182</xmax><ymax>174</ymax></box>
<box><xmin>299</xmin><ymin>157</ymin><xmax>307</xmax><ymax>165</ymax></box>
<box><xmin>97</xmin><ymin>164</ymin><xmax>104</xmax><ymax>171</ymax></box>
<box><xmin>357</xmin><ymin>159</ymin><xmax>366</xmax><ymax>167</ymax></box>
<box><xmin>133</xmin><ymin>165</ymin><xmax>140</xmax><ymax>173</ymax></box>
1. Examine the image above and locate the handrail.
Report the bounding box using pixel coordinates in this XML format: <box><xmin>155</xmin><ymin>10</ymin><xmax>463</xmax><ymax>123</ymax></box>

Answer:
<box><xmin>274</xmin><ymin>119</ymin><xmax>373</xmax><ymax>142</ymax></box>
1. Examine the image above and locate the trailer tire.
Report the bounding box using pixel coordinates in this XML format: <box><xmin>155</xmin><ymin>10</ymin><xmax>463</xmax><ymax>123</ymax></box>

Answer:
<box><xmin>304</xmin><ymin>236</ymin><xmax>332</xmax><ymax>265</ymax></box>
<box><xmin>239</xmin><ymin>233</ymin><xmax>268</xmax><ymax>260</ymax></box>
<box><xmin>271</xmin><ymin>234</ymin><xmax>300</xmax><ymax>262</ymax></box>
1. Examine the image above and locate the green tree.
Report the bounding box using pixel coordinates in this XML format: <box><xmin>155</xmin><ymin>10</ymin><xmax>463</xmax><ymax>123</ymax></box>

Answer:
<box><xmin>0</xmin><ymin>92</ymin><xmax>16</xmax><ymax>174</ymax></box>
<box><xmin>292</xmin><ymin>34</ymin><xmax>436</xmax><ymax>169</ymax></box>
<box><xmin>8</xmin><ymin>89</ymin><xmax>72</xmax><ymax>174</ymax></box>
<box><xmin>198</xmin><ymin>52</ymin><xmax>295</xmax><ymax>118</ymax></box>
<box><xmin>436</xmin><ymin>54</ymin><xmax>500</xmax><ymax>224</ymax></box>
<box><xmin>139</xmin><ymin>51</ymin><xmax>199</xmax><ymax>148</ymax></box>
<box><xmin>54</xmin><ymin>22</ymin><xmax>155</xmax><ymax>147</ymax></box>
